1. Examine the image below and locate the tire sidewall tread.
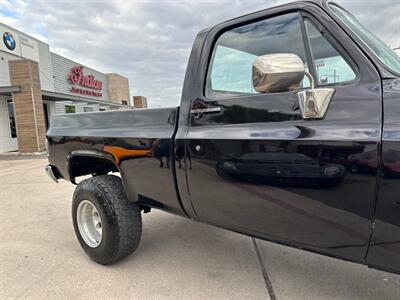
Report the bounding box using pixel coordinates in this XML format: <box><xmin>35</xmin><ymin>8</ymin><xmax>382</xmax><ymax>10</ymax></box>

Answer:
<box><xmin>72</xmin><ymin>175</ymin><xmax>142</xmax><ymax>265</ymax></box>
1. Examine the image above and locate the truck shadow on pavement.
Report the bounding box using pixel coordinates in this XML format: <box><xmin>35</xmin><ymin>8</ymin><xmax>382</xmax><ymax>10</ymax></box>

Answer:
<box><xmin>131</xmin><ymin>211</ymin><xmax>400</xmax><ymax>300</ymax></box>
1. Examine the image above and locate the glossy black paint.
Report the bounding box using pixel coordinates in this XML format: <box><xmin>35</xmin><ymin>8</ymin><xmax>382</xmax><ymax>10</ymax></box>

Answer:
<box><xmin>180</xmin><ymin>0</ymin><xmax>382</xmax><ymax>263</ymax></box>
<box><xmin>47</xmin><ymin>108</ymin><xmax>187</xmax><ymax>217</ymax></box>
<box><xmin>366</xmin><ymin>79</ymin><xmax>400</xmax><ymax>273</ymax></box>
<box><xmin>46</xmin><ymin>0</ymin><xmax>400</xmax><ymax>273</ymax></box>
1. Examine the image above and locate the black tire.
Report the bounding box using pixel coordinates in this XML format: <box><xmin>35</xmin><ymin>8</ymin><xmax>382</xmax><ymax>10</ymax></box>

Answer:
<box><xmin>72</xmin><ymin>175</ymin><xmax>142</xmax><ymax>265</ymax></box>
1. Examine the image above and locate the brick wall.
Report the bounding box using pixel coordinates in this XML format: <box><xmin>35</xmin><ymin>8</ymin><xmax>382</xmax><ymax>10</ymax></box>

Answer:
<box><xmin>133</xmin><ymin>96</ymin><xmax>148</xmax><ymax>108</ymax></box>
<box><xmin>9</xmin><ymin>59</ymin><xmax>46</xmax><ymax>153</ymax></box>
<box><xmin>107</xmin><ymin>73</ymin><xmax>130</xmax><ymax>105</ymax></box>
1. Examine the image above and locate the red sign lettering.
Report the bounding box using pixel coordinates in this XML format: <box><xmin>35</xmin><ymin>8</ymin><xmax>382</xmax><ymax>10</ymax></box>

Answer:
<box><xmin>67</xmin><ymin>66</ymin><xmax>103</xmax><ymax>97</ymax></box>
<box><xmin>71</xmin><ymin>86</ymin><xmax>103</xmax><ymax>97</ymax></box>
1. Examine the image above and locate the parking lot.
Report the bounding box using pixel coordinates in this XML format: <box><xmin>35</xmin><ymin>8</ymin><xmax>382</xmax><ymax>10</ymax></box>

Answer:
<box><xmin>1</xmin><ymin>156</ymin><xmax>400</xmax><ymax>300</ymax></box>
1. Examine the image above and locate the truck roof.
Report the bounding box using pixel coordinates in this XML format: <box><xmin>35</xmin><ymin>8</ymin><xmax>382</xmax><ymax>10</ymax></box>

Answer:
<box><xmin>198</xmin><ymin>0</ymin><xmax>327</xmax><ymax>35</ymax></box>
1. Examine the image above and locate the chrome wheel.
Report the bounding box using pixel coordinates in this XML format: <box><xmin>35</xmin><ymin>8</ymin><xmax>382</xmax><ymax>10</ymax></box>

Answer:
<box><xmin>76</xmin><ymin>200</ymin><xmax>102</xmax><ymax>248</ymax></box>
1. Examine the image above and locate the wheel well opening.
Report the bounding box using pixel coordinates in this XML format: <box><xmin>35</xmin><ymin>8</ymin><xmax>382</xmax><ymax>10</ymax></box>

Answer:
<box><xmin>69</xmin><ymin>156</ymin><xmax>119</xmax><ymax>182</ymax></box>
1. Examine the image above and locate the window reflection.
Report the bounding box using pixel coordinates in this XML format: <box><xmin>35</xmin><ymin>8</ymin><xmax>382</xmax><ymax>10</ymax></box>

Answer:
<box><xmin>305</xmin><ymin>19</ymin><xmax>356</xmax><ymax>85</ymax></box>
<box><xmin>206</xmin><ymin>13</ymin><xmax>309</xmax><ymax>99</ymax></box>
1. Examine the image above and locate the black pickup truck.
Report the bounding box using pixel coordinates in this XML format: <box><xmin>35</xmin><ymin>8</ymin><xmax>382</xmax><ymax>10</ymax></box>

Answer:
<box><xmin>46</xmin><ymin>0</ymin><xmax>400</xmax><ymax>274</ymax></box>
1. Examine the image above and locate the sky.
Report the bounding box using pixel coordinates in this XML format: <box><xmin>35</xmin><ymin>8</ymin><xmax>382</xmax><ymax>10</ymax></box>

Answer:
<box><xmin>0</xmin><ymin>0</ymin><xmax>399</xmax><ymax>108</ymax></box>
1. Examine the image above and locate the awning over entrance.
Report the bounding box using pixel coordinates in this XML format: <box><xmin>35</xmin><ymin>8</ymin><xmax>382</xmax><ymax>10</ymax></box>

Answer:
<box><xmin>0</xmin><ymin>86</ymin><xmax>21</xmax><ymax>95</ymax></box>
<box><xmin>42</xmin><ymin>90</ymin><xmax>131</xmax><ymax>109</ymax></box>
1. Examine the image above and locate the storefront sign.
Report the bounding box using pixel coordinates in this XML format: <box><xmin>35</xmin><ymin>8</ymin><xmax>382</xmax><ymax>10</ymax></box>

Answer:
<box><xmin>19</xmin><ymin>34</ymin><xmax>39</xmax><ymax>62</ymax></box>
<box><xmin>0</xmin><ymin>24</ymin><xmax>39</xmax><ymax>62</ymax></box>
<box><xmin>67</xmin><ymin>66</ymin><xmax>103</xmax><ymax>97</ymax></box>
<box><xmin>3</xmin><ymin>31</ymin><xmax>16</xmax><ymax>50</ymax></box>
<box><xmin>0</xmin><ymin>24</ymin><xmax>20</xmax><ymax>56</ymax></box>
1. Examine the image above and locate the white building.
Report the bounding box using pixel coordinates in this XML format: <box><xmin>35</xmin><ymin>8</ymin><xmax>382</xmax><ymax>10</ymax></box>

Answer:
<box><xmin>0</xmin><ymin>22</ymin><xmax>131</xmax><ymax>153</ymax></box>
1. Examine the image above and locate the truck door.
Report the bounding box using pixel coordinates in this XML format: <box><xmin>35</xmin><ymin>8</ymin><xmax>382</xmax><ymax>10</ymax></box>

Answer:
<box><xmin>183</xmin><ymin>5</ymin><xmax>382</xmax><ymax>262</ymax></box>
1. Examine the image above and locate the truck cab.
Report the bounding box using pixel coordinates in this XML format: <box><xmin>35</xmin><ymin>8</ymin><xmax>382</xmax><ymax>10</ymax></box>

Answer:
<box><xmin>46</xmin><ymin>0</ymin><xmax>400</xmax><ymax>273</ymax></box>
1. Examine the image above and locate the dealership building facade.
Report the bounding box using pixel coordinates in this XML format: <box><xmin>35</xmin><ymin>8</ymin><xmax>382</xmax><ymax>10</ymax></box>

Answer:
<box><xmin>0</xmin><ymin>22</ymin><xmax>132</xmax><ymax>153</ymax></box>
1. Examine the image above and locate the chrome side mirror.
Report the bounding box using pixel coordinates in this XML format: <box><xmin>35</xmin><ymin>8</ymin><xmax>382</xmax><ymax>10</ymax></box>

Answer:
<box><xmin>252</xmin><ymin>53</ymin><xmax>335</xmax><ymax>120</ymax></box>
<box><xmin>297</xmin><ymin>73</ymin><xmax>335</xmax><ymax>120</ymax></box>
<box><xmin>252</xmin><ymin>53</ymin><xmax>305</xmax><ymax>93</ymax></box>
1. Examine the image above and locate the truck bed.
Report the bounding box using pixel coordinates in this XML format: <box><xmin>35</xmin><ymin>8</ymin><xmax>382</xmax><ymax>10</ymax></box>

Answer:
<box><xmin>47</xmin><ymin>107</ymin><xmax>186</xmax><ymax>216</ymax></box>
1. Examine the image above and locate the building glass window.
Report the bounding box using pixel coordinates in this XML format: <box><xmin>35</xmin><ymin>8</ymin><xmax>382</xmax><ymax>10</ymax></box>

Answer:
<box><xmin>65</xmin><ymin>105</ymin><xmax>76</xmax><ymax>114</ymax></box>
<box><xmin>43</xmin><ymin>103</ymin><xmax>49</xmax><ymax>130</ymax></box>
<box><xmin>205</xmin><ymin>13</ymin><xmax>309</xmax><ymax>99</ymax></box>
<box><xmin>122</xmin><ymin>100</ymin><xmax>128</xmax><ymax>106</ymax></box>
<box><xmin>304</xmin><ymin>19</ymin><xmax>356</xmax><ymax>85</ymax></box>
<box><xmin>7</xmin><ymin>100</ymin><xmax>17</xmax><ymax>138</ymax></box>
<box><xmin>84</xmin><ymin>106</ymin><xmax>94</xmax><ymax>112</ymax></box>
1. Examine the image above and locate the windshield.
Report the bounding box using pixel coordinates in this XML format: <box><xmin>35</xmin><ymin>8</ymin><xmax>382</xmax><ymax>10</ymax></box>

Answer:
<box><xmin>329</xmin><ymin>3</ymin><xmax>400</xmax><ymax>75</ymax></box>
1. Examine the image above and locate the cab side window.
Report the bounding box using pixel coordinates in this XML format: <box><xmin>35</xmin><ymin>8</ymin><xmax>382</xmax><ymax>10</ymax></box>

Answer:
<box><xmin>205</xmin><ymin>13</ymin><xmax>309</xmax><ymax>100</ymax></box>
<box><xmin>205</xmin><ymin>13</ymin><xmax>357</xmax><ymax>100</ymax></box>
<box><xmin>304</xmin><ymin>19</ymin><xmax>356</xmax><ymax>85</ymax></box>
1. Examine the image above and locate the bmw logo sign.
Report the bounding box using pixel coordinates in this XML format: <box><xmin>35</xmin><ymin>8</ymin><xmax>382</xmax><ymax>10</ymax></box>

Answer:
<box><xmin>3</xmin><ymin>32</ymin><xmax>16</xmax><ymax>51</ymax></box>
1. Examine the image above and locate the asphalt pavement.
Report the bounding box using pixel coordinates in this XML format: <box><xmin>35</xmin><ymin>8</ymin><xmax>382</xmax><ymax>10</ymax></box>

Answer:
<box><xmin>1</xmin><ymin>157</ymin><xmax>399</xmax><ymax>299</ymax></box>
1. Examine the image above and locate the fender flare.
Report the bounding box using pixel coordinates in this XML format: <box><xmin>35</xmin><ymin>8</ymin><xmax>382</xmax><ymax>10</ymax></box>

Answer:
<box><xmin>67</xmin><ymin>149</ymin><xmax>139</xmax><ymax>202</ymax></box>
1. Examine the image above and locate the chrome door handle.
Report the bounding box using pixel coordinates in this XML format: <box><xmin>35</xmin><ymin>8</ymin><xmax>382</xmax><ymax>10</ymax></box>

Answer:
<box><xmin>190</xmin><ymin>107</ymin><xmax>221</xmax><ymax>119</ymax></box>
<box><xmin>190</xmin><ymin>107</ymin><xmax>221</xmax><ymax>114</ymax></box>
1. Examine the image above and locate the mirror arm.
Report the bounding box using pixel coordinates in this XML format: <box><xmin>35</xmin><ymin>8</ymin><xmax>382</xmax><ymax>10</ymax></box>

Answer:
<box><xmin>304</xmin><ymin>71</ymin><xmax>315</xmax><ymax>89</ymax></box>
<box><xmin>297</xmin><ymin>69</ymin><xmax>335</xmax><ymax>120</ymax></box>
